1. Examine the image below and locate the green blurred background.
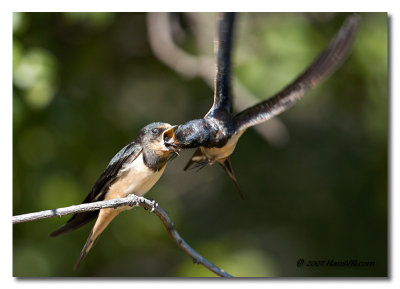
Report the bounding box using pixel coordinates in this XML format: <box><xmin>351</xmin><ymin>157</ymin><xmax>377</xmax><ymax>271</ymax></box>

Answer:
<box><xmin>12</xmin><ymin>12</ymin><xmax>387</xmax><ymax>277</ymax></box>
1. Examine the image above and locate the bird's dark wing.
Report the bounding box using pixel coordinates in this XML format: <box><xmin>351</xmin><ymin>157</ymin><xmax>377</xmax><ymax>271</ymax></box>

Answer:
<box><xmin>208</xmin><ymin>12</ymin><xmax>235</xmax><ymax>115</ymax></box>
<box><xmin>50</xmin><ymin>142</ymin><xmax>142</xmax><ymax>237</ymax></box>
<box><xmin>234</xmin><ymin>14</ymin><xmax>360</xmax><ymax>133</ymax></box>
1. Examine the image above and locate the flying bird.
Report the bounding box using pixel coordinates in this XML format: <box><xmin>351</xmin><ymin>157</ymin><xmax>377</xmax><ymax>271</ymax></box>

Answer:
<box><xmin>50</xmin><ymin>122</ymin><xmax>178</xmax><ymax>269</ymax></box>
<box><xmin>167</xmin><ymin>13</ymin><xmax>361</xmax><ymax>198</ymax></box>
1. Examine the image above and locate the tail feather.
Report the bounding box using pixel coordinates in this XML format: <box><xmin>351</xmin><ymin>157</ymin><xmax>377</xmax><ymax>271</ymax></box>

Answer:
<box><xmin>50</xmin><ymin>211</ymin><xmax>99</xmax><ymax>237</ymax></box>
<box><xmin>184</xmin><ymin>149</ymin><xmax>245</xmax><ymax>199</ymax></box>
<box><xmin>73</xmin><ymin>208</ymin><xmax>120</xmax><ymax>269</ymax></box>
<box><xmin>219</xmin><ymin>158</ymin><xmax>245</xmax><ymax>200</ymax></box>
<box><xmin>74</xmin><ymin>230</ymin><xmax>98</xmax><ymax>270</ymax></box>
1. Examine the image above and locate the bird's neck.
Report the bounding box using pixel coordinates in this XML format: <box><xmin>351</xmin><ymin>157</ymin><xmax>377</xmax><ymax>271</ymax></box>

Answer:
<box><xmin>142</xmin><ymin>149</ymin><xmax>169</xmax><ymax>172</ymax></box>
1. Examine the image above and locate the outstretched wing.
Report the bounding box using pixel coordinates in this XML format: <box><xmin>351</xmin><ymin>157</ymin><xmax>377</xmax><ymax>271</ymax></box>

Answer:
<box><xmin>234</xmin><ymin>14</ymin><xmax>361</xmax><ymax>133</ymax></box>
<box><xmin>50</xmin><ymin>142</ymin><xmax>142</xmax><ymax>237</ymax></box>
<box><xmin>208</xmin><ymin>12</ymin><xmax>235</xmax><ymax>115</ymax></box>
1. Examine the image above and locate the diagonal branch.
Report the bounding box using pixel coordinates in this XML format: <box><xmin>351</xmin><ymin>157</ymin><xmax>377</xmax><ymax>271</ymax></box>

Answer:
<box><xmin>12</xmin><ymin>194</ymin><xmax>232</xmax><ymax>278</ymax></box>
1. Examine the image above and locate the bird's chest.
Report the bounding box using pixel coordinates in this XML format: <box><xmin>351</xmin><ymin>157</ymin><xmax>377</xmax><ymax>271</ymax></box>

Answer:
<box><xmin>106</xmin><ymin>153</ymin><xmax>165</xmax><ymax>200</ymax></box>
<box><xmin>201</xmin><ymin>131</ymin><xmax>244</xmax><ymax>163</ymax></box>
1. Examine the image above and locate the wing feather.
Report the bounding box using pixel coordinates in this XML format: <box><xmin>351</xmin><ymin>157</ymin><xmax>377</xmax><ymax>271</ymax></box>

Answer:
<box><xmin>234</xmin><ymin>14</ymin><xmax>361</xmax><ymax>132</ymax></box>
<box><xmin>210</xmin><ymin>12</ymin><xmax>235</xmax><ymax>114</ymax></box>
<box><xmin>50</xmin><ymin>142</ymin><xmax>142</xmax><ymax>237</ymax></box>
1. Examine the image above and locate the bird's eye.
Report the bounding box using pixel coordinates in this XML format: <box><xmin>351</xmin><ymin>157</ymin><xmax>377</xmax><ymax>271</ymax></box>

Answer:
<box><xmin>152</xmin><ymin>128</ymin><xmax>159</xmax><ymax>135</ymax></box>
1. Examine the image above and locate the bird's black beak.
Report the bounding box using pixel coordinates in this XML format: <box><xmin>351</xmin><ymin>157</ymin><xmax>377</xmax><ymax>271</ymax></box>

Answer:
<box><xmin>163</xmin><ymin>125</ymin><xmax>179</xmax><ymax>152</ymax></box>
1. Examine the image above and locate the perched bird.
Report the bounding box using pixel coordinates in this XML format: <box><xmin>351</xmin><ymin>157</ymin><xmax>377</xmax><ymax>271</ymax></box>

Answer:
<box><xmin>168</xmin><ymin>13</ymin><xmax>361</xmax><ymax>199</ymax></box>
<box><xmin>50</xmin><ymin>122</ymin><xmax>178</xmax><ymax>269</ymax></box>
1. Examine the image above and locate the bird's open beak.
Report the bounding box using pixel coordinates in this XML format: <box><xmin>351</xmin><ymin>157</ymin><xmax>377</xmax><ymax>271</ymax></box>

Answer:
<box><xmin>162</xmin><ymin>125</ymin><xmax>179</xmax><ymax>152</ymax></box>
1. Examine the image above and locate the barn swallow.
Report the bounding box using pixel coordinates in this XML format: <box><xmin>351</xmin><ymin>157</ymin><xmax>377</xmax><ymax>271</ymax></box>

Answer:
<box><xmin>50</xmin><ymin>122</ymin><xmax>178</xmax><ymax>269</ymax></box>
<box><xmin>167</xmin><ymin>13</ymin><xmax>360</xmax><ymax>199</ymax></box>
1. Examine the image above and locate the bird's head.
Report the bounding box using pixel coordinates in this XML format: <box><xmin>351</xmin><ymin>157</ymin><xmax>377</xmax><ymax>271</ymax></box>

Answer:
<box><xmin>164</xmin><ymin>119</ymin><xmax>220</xmax><ymax>149</ymax></box>
<box><xmin>136</xmin><ymin>122</ymin><xmax>179</xmax><ymax>155</ymax></box>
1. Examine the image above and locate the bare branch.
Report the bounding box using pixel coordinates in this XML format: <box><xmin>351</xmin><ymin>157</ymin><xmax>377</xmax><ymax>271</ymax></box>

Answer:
<box><xmin>13</xmin><ymin>194</ymin><xmax>232</xmax><ymax>278</ymax></box>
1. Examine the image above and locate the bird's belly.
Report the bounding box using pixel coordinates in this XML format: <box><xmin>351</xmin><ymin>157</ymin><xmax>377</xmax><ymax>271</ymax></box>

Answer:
<box><xmin>201</xmin><ymin>131</ymin><xmax>244</xmax><ymax>163</ymax></box>
<box><xmin>106</xmin><ymin>153</ymin><xmax>165</xmax><ymax>201</ymax></box>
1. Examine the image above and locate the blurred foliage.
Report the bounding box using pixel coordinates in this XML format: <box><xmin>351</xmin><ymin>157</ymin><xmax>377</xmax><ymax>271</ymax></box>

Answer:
<box><xmin>13</xmin><ymin>12</ymin><xmax>387</xmax><ymax>277</ymax></box>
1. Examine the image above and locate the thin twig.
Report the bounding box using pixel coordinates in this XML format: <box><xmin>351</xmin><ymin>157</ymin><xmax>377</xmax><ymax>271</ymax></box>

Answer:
<box><xmin>12</xmin><ymin>194</ymin><xmax>232</xmax><ymax>277</ymax></box>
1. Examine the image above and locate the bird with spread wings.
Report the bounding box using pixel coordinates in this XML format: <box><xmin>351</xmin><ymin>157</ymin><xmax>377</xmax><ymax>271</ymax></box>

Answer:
<box><xmin>166</xmin><ymin>13</ymin><xmax>361</xmax><ymax>198</ymax></box>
